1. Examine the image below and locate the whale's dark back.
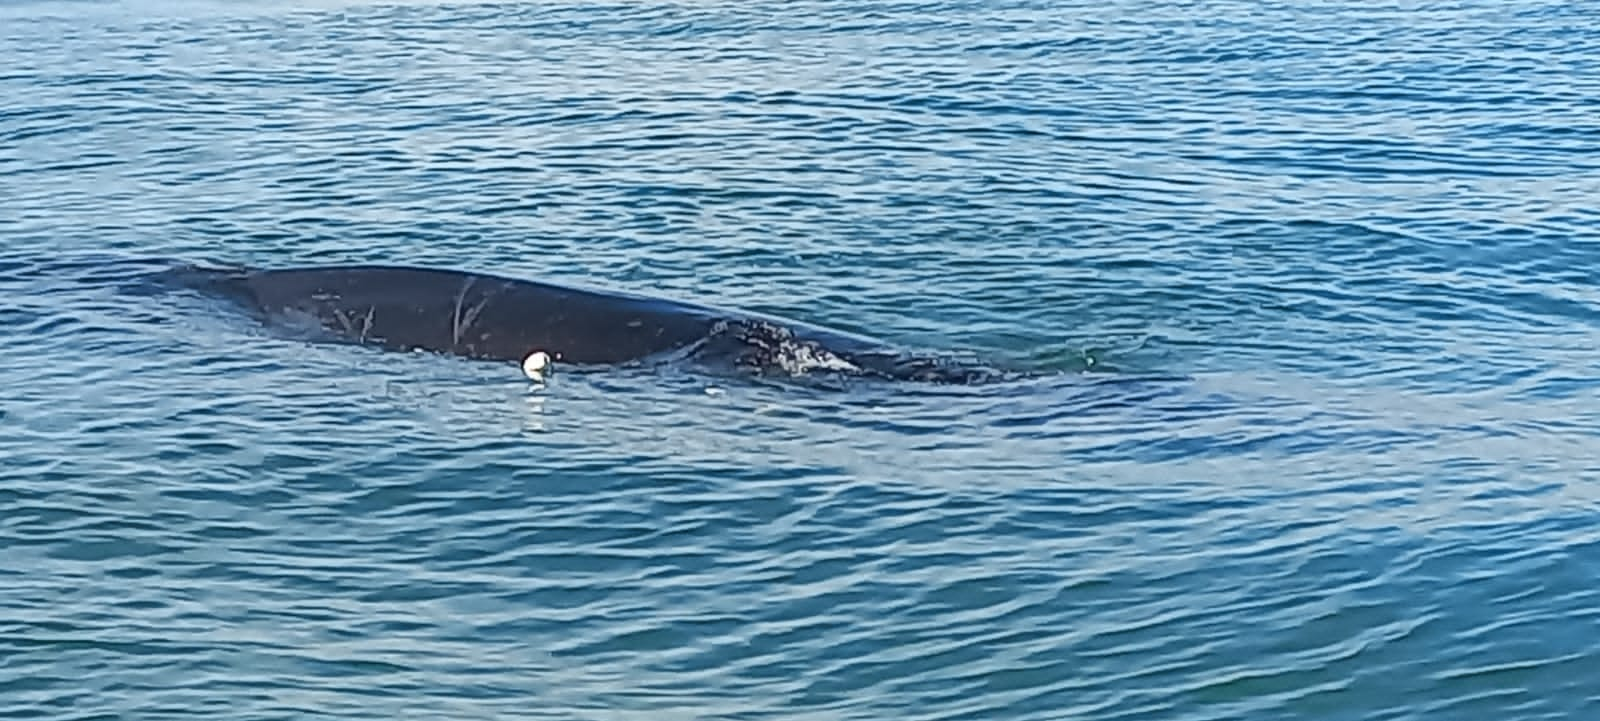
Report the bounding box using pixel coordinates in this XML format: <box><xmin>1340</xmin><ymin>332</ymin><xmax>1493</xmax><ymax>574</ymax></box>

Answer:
<box><xmin>164</xmin><ymin>262</ymin><xmax>1013</xmax><ymax>384</ymax></box>
<box><xmin>185</xmin><ymin>264</ymin><xmax>739</xmax><ymax>364</ymax></box>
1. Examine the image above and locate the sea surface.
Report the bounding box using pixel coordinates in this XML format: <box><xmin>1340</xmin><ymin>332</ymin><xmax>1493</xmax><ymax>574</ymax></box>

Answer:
<box><xmin>4</xmin><ymin>0</ymin><xmax>1600</xmax><ymax>719</ymax></box>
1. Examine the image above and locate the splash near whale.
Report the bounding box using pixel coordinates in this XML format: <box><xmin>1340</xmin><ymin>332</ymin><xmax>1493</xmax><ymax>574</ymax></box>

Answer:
<box><xmin>161</xmin><ymin>263</ymin><xmax>1011</xmax><ymax>385</ymax></box>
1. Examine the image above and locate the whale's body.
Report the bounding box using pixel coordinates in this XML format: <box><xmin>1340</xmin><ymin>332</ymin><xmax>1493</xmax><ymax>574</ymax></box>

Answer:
<box><xmin>167</xmin><ymin>263</ymin><xmax>1006</xmax><ymax>384</ymax></box>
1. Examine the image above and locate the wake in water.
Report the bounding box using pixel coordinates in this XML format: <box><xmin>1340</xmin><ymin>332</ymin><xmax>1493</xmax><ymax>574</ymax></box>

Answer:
<box><xmin>683</xmin><ymin>318</ymin><xmax>1014</xmax><ymax>386</ymax></box>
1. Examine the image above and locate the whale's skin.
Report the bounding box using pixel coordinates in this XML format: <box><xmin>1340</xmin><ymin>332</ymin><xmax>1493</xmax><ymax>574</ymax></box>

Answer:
<box><xmin>166</xmin><ymin>263</ymin><xmax>998</xmax><ymax>382</ymax></box>
<box><xmin>209</xmin><ymin>264</ymin><xmax>732</xmax><ymax>364</ymax></box>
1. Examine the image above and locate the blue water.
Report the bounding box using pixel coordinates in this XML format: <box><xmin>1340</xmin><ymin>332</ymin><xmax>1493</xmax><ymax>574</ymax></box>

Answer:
<box><xmin>4</xmin><ymin>0</ymin><xmax>1600</xmax><ymax>718</ymax></box>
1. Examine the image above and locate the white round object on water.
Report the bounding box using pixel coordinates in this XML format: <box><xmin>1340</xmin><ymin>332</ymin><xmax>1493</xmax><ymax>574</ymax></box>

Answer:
<box><xmin>522</xmin><ymin>351</ymin><xmax>551</xmax><ymax>381</ymax></box>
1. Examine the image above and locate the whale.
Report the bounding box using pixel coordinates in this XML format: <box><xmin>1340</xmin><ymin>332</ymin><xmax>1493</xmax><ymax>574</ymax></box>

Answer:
<box><xmin>160</xmin><ymin>262</ymin><xmax>1010</xmax><ymax>385</ymax></box>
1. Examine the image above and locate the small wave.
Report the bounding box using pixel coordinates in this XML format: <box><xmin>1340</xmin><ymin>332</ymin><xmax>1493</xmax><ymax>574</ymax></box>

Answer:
<box><xmin>682</xmin><ymin>317</ymin><xmax>1021</xmax><ymax>387</ymax></box>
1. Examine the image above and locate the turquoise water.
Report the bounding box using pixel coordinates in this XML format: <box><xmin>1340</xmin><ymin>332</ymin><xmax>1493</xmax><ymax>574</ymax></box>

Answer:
<box><xmin>4</xmin><ymin>0</ymin><xmax>1600</xmax><ymax>718</ymax></box>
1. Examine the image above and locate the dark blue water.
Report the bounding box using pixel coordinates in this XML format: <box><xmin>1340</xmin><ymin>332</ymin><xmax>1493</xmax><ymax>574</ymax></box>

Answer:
<box><xmin>4</xmin><ymin>1</ymin><xmax>1600</xmax><ymax>718</ymax></box>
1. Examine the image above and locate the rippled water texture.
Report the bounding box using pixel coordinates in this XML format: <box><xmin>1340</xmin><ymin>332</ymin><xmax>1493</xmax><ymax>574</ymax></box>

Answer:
<box><xmin>4</xmin><ymin>1</ymin><xmax>1600</xmax><ymax>719</ymax></box>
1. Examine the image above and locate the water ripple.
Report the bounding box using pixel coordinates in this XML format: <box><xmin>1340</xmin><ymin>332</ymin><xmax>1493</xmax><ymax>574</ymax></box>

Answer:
<box><xmin>4</xmin><ymin>0</ymin><xmax>1600</xmax><ymax>719</ymax></box>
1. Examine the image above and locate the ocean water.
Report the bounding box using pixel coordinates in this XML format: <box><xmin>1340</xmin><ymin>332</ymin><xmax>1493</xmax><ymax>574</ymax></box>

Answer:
<box><xmin>4</xmin><ymin>0</ymin><xmax>1600</xmax><ymax>718</ymax></box>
